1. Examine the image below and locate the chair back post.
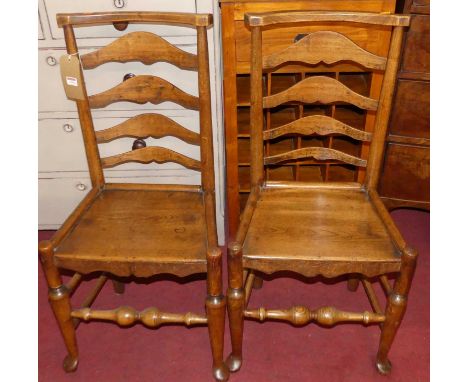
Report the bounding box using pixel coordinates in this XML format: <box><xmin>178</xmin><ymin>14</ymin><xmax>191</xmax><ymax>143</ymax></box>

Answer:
<box><xmin>249</xmin><ymin>26</ymin><xmax>264</xmax><ymax>192</ymax></box>
<box><xmin>62</xmin><ymin>25</ymin><xmax>105</xmax><ymax>188</ymax></box>
<box><xmin>364</xmin><ymin>26</ymin><xmax>405</xmax><ymax>190</ymax></box>
<box><xmin>196</xmin><ymin>24</ymin><xmax>218</xmax><ymax>248</ymax></box>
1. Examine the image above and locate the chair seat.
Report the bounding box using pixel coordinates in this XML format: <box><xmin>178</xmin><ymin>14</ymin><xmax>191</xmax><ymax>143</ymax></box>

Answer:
<box><xmin>54</xmin><ymin>189</ymin><xmax>208</xmax><ymax>277</ymax></box>
<box><xmin>242</xmin><ymin>187</ymin><xmax>401</xmax><ymax>278</ymax></box>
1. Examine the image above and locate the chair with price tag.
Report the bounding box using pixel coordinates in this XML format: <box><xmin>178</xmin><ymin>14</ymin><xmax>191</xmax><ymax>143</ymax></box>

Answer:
<box><xmin>38</xmin><ymin>12</ymin><xmax>228</xmax><ymax>381</ymax></box>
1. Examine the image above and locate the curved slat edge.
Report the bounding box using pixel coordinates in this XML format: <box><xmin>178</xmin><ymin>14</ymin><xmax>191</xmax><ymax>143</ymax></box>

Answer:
<box><xmin>263</xmin><ymin>31</ymin><xmax>387</xmax><ymax>70</ymax></box>
<box><xmin>263</xmin><ymin>76</ymin><xmax>378</xmax><ymax>110</ymax></box>
<box><xmin>101</xmin><ymin>146</ymin><xmax>201</xmax><ymax>170</ymax></box>
<box><xmin>96</xmin><ymin>113</ymin><xmax>200</xmax><ymax>145</ymax></box>
<box><xmin>81</xmin><ymin>32</ymin><xmax>198</xmax><ymax>70</ymax></box>
<box><xmin>263</xmin><ymin>114</ymin><xmax>372</xmax><ymax>141</ymax></box>
<box><xmin>245</xmin><ymin>11</ymin><xmax>411</xmax><ymax>27</ymax></box>
<box><xmin>264</xmin><ymin>147</ymin><xmax>367</xmax><ymax>167</ymax></box>
<box><xmin>57</xmin><ymin>12</ymin><xmax>213</xmax><ymax>28</ymax></box>
<box><xmin>88</xmin><ymin>75</ymin><xmax>199</xmax><ymax>110</ymax></box>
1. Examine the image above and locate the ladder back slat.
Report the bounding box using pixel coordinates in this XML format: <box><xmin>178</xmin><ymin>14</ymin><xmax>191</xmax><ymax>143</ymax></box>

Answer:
<box><xmin>264</xmin><ymin>147</ymin><xmax>367</xmax><ymax>167</ymax></box>
<box><xmin>88</xmin><ymin>75</ymin><xmax>199</xmax><ymax>110</ymax></box>
<box><xmin>81</xmin><ymin>32</ymin><xmax>198</xmax><ymax>70</ymax></box>
<box><xmin>245</xmin><ymin>11</ymin><xmax>411</xmax><ymax>27</ymax></box>
<box><xmin>57</xmin><ymin>12</ymin><xmax>213</xmax><ymax>28</ymax></box>
<box><xmin>95</xmin><ymin>113</ymin><xmax>200</xmax><ymax>145</ymax></box>
<box><xmin>101</xmin><ymin>146</ymin><xmax>201</xmax><ymax>170</ymax></box>
<box><xmin>263</xmin><ymin>115</ymin><xmax>372</xmax><ymax>141</ymax></box>
<box><xmin>263</xmin><ymin>31</ymin><xmax>387</xmax><ymax>71</ymax></box>
<box><xmin>263</xmin><ymin>76</ymin><xmax>378</xmax><ymax>110</ymax></box>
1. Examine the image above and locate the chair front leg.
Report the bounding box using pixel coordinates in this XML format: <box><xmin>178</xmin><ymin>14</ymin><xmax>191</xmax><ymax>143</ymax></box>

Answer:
<box><xmin>376</xmin><ymin>246</ymin><xmax>418</xmax><ymax>374</ymax></box>
<box><xmin>226</xmin><ymin>242</ymin><xmax>245</xmax><ymax>373</ymax></box>
<box><xmin>206</xmin><ymin>249</ymin><xmax>229</xmax><ymax>382</ymax></box>
<box><xmin>39</xmin><ymin>241</ymin><xmax>79</xmax><ymax>372</ymax></box>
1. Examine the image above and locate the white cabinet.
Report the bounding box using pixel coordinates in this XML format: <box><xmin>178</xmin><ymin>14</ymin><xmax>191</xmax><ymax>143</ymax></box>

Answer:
<box><xmin>38</xmin><ymin>0</ymin><xmax>225</xmax><ymax>244</ymax></box>
<box><xmin>45</xmin><ymin>0</ymin><xmax>196</xmax><ymax>39</ymax></box>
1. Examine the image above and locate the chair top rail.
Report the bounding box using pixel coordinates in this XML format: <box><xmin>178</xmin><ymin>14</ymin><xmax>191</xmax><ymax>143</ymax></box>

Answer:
<box><xmin>57</xmin><ymin>11</ymin><xmax>213</xmax><ymax>28</ymax></box>
<box><xmin>245</xmin><ymin>11</ymin><xmax>410</xmax><ymax>27</ymax></box>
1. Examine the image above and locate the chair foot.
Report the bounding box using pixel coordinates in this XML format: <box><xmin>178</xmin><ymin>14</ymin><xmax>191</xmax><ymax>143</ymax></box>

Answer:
<box><xmin>63</xmin><ymin>354</ymin><xmax>78</xmax><ymax>373</ymax></box>
<box><xmin>226</xmin><ymin>353</ymin><xmax>242</xmax><ymax>373</ymax></box>
<box><xmin>112</xmin><ymin>280</ymin><xmax>125</xmax><ymax>295</ymax></box>
<box><xmin>253</xmin><ymin>276</ymin><xmax>263</xmax><ymax>289</ymax></box>
<box><xmin>347</xmin><ymin>277</ymin><xmax>360</xmax><ymax>292</ymax></box>
<box><xmin>376</xmin><ymin>358</ymin><xmax>392</xmax><ymax>375</ymax></box>
<box><xmin>213</xmin><ymin>363</ymin><xmax>230</xmax><ymax>381</ymax></box>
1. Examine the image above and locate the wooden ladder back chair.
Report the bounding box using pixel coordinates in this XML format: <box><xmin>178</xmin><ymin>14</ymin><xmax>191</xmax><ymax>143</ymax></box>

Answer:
<box><xmin>38</xmin><ymin>12</ymin><xmax>229</xmax><ymax>381</ymax></box>
<box><xmin>227</xmin><ymin>11</ymin><xmax>415</xmax><ymax>376</ymax></box>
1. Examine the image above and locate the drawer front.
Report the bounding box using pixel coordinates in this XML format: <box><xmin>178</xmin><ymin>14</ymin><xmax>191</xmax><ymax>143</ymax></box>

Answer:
<box><xmin>39</xmin><ymin>115</ymin><xmax>200</xmax><ymax>173</ymax></box>
<box><xmin>234</xmin><ymin>21</ymin><xmax>392</xmax><ymax>73</ymax></box>
<box><xmin>39</xmin><ymin>177</ymin><xmax>92</xmax><ymax>227</ymax></box>
<box><xmin>389</xmin><ymin>79</ymin><xmax>429</xmax><ymax>139</ymax></box>
<box><xmin>401</xmin><ymin>15</ymin><xmax>429</xmax><ymax>74</ymax></box>
<box><xmin>45</xmin><ymin>0</ymin><xmax>196</xmax><ymax>39</ymax></box>
<box><xmin>407</xmin><ymin>0</ymin><xmax>430</xmax><ymax>14</ymax></box>
<box><xmin>38</xmin><ymin>48</ymin><xmax>198</xmax><ymax>113</ymax></box>
<box><xmin>379</xmin><ymin>143</ymin><xmax>429</xmax><ymax>202</ymax></box>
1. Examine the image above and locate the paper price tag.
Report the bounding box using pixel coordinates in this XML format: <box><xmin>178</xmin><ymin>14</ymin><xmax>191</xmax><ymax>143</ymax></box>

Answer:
<box><xmin>59</xmin><ymin>54</ymin><xmax>85</xmax><ymax>101</ymax></box>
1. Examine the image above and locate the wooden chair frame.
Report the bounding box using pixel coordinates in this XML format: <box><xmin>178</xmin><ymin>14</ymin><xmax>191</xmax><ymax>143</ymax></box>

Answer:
<box><xmin>226</xmin><ymin>11</ymin><xmax>416</xmax><ymax>376</ymax></box>
<box><xmin>38</xmin><ymin>12</ymin><xmax>229</xmax><ymax>381</ymax></box>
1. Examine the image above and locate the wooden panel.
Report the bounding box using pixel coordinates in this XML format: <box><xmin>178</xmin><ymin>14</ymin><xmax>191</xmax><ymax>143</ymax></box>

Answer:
<box><xmin>101</xmin><ymin>146</ymin><xmax>201</xmax><ymax>170</ymax></box>
<box><xmin>235</xmin><ymin>22</ymin><xmax>393</xmax><ymax>73</ymax></box>
<box><xmin>81</xmin><ymin>32</ymin><xmax>198</xmax><ymax>70</ymax></box>
<box><xmin>54</xmin><ymin>190</ymin><xmax>207</xmax><ymax>276</ymax></box>
<box><xmin>265</xmin><ymin>147</ymin><xmax>367</xmax><ymax>167</ymax></box>
<box><xmin>263</xmin><ymin>76</ymin><xmax>378</xmax><ymax>110</ymax></box>
<box><xmin>95</xmin><ymin>113</ymin><xmax>200</xmax><ymax>145</ymax></box>
<box><xmin>230</xmin><ymin>0</ymin><xmax>397</xmax><ymax>19</ymax></box>
<box><xmin>264</xmin><ymin>114</ymin><xmax>372</xmax><ymax>141</ymax></box>
<box><xmin>243</xmin><ymin>188</ymin><xmax>399</xmax><ymax>277</ymax></box>
<box><xmin>379</xmin><ymin>143</ymin><xmax>429</xmax><ymax>202</ymax></box>
<box><xmin>389</xmin><ymin>80</ymin><xmax>429</xmax><ymax>139</ymax></box>
<box><xmin>263</xmin><ymin>31</ymin><xmax>387</xmax><ymax>70</ymax></box>
<box><xmin>88</xmin><ymin>75</ymin><xmax>199</xmax><ymax>110</ymax></box>
<box><xmin>406</xmin><ymin>0</ymin><xmax>430</xmax><ymax>15</ymax></box>
<box><xmin>400</xmin><ymin>15</ymin><xmax>429</xmax><ymax>74</ymax></box>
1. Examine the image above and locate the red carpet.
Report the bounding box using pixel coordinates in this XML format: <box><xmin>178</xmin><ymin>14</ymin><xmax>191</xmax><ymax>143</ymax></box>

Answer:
<box><xmin>39</xmin><ymin>209</ymin><xmax>429</xmax><ymax>381</ymax></box>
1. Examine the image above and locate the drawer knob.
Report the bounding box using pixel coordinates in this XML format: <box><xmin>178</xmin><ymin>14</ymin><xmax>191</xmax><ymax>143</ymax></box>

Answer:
<box><xmin>62</xmin><ymin>124</ymin><xmax>74</xmax><ymax>133</ymax></box>
<box><xmin>113</xmin><ymin>22</ymin><xmax>129</xmax><ymax>31</ymax></box>
<box><xmin>46</xmin><ymin>56</ymin><xmax>57</xmax><ymax>66</ymax></box>
<box><xmin>132</xmin><ymin>139</ymin><xmax>146</xmax><ymax>150</ymax></box>
<box><xmin>113</xmin><ymin>0</ymin><xmax>126</xmax><ymax>9</ymax></box>
<box><xmin>76</xmin><ymin>183</ymin><xmax>87</xmax><ymax>191</ymax></box>
<box><xmin>294</xmin><ymin>33</ymin><xmax>308</xmax><ymax>43</ymax></box>
<box><xmin>123</xmin><ymin>73</ymin><xmax>135</xmax><ymax>82</ymax></box>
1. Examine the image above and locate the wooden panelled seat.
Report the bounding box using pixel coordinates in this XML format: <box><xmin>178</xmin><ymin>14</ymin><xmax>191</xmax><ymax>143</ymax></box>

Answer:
<box><xmin>226</xmin><ymin>11</ymin><xmax>416</xmax><ymax>378</ymax></box>
<box><xmin>242</xmin><ymin>187</ymin><xmax>399</xmax><ymax>277</ymax></box>
<box><xmin>38</xmin><ymin>12</ymin><xmax>229</xmax><ymax>382</ymax></box>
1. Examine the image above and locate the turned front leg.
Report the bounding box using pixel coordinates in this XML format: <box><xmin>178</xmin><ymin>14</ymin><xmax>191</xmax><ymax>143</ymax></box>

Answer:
<box><xmin>205</xmin><ymin>248</ymin><xmax>229</xmax><ymax>382</ymax></box>
<box><xmin>39</xmin><ymin>240</ymin><xmax>79</xmax><ymax>372</ymax></box>
<box><xmin>226</xmin><ymin>243</ymin><xmax>245</xmax><ymax>372</ymax></box>
<box><xmin>376</xmin><ymin>247</ymin><xmax>418</xmax><ymax>374</ymax></box>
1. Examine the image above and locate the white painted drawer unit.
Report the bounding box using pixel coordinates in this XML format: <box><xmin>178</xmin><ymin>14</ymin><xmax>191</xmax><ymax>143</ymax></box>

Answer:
<box><xmin>38</xmin><ymin>0</ymin><xmax>225</xmax><ymax>243</ymax></box>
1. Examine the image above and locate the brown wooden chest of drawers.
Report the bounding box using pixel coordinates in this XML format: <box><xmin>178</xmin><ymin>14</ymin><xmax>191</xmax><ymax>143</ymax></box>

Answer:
<box><xmin>379</xmin><ymin>0</ymin><xmax>430</xmax><ymax>210</ymax></box>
